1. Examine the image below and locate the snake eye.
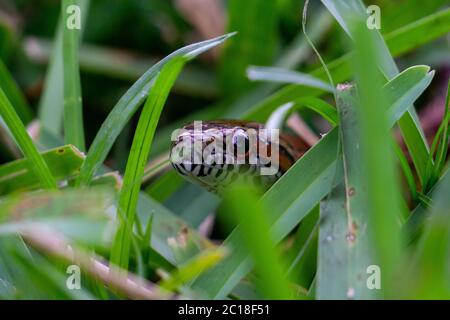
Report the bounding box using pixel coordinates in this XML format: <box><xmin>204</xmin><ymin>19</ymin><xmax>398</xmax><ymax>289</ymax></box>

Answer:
<box><xmin>232</xmin><ymin>130</ymin><xmax>250</xmax><ymax>157</ymax></box>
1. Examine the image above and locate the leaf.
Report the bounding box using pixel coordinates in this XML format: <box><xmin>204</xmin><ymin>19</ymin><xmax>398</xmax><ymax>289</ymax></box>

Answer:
<box><xmin>350</xmin><ymin>21</ymin><xmax>404</xmax><ymax>296</ymax></box>
<box><xmin>0</xmin><ymin>87</ymin><xmax>56</xmax><ymax>189</ymax></box>
<box><xmin>0</xmin><ymin>188</ymin><xmax>114</xmax><ymax>246</ymax></box>
<box><xmin>219</xmin><ymin>184</ymin><xmax>294</xmax><ymax>300</ymax></box>
<box><xmin>110</xmin><ymin>57</ymin><xmax>185</xmax><ymax>270</ymax></box>
<box><xmin>220</xmin><ymin>0</ymin><xmax>278</xmax><ymax>95</ymax></box>
<box><xmin>38</xmin><ymin>0</ymin><xmax>90</xmax><ymax>135</ymax></box>
<box><xmin>320</xmin><ymin>0</ymin><xmax>431</xmax><ymax>189</ymax></box>
<box><xmin>75</xmin><ymin>33</ymin><xmax>234</xmax><ymax>186</ymax></box>
<box><xmin>0</xmin><ymin>145</ymin><xmax>84</xmax><ymax>195</ymax></box>
<box><xmin>247</xmin><ymin>66</ymin><xmax>334</xmax><ymax>93</ymax></box>
<box><xmin>159</xmin><ymin>248</ymin><xmax>227</xmax><ymax>292</ymax></box>
<box><xmin>136</xmin><ymin>192</ymin><xmax>214</xmax><ymax>266</ymax></box>
<box><xmin>62</xmin><ymin>0</ymin><xmax>86</xmax><ymax>151</ymax></box>
<box><xmin>188</xmin><ymin>60</ymin><xmax>434</xmax><ymax>300</ymax></box>
<box><xmin>265</xmin><ymin>98</ymin><xmax>338</xmax><ymax>130</ymax></box>
<box><xmin>408</xmin><ymin>170</ymin><xmax>450</xmax><ymax>298</ymax></box>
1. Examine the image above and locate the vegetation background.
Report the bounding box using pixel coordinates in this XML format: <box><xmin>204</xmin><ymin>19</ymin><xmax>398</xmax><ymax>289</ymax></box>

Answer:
<box><xmin>0</xmin><ymin>0</ymin><xmax>449</xmax><ymax>299</ymax></box>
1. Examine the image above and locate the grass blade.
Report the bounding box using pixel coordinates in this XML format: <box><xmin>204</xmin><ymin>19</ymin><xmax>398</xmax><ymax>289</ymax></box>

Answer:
<box><xmin>76</xmin><ymin>33</ymin><xmax>234</xmax><ymax>186</ymax></box>
<box><xmin>110</xmin><ymin>58</ymin><xmax>185</xmax><ymax>270</ymax></box>
<box><xmin>247</xmin><ymin>66</ymin><xmax>334</xmax><ymax>93</ymax></box>
<box><xmin>320</xmin><ymin>0</ymin><xmax>431</xmax><ymax>188</ymax></box>
<box><xmin>190</xmin><ymin>129</ymin><xmax>341</xmax><ymax>299</ymax></box>
<box><xmin>0</xmin><ymin>145</ymin><xmax>84</xmax><ymax>195</ymax></box>
<box><xmin>0</xmin><ymin>87</ymin><xmax>56</xmax><ymax>189</ymax></box>
<box><xmin>219</xmin><ymin>184</ymin><xmax>294</xmax><ymax>300</ymax></box>
<box><xmin>0</xmin><ymin>59</ymin><xmax>33</xmax><ymax>124</ymax></box>
<box><xmin>38</xmin><ymin>0</ymin><xmax>90</xmax><ymax>135</ymax></box>
<box><xmin>407</xmin><ymin>170</ymin><xmax>450</xmax><ymax>298</ymax></box>
<box><xmin>62</xmin><ymin>0</ymin><xmax>85</xmax><ymax>151</ymax></box>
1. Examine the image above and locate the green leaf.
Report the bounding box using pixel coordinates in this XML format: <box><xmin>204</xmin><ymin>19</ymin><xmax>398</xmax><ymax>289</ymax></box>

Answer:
<box><xmin>219</xmin><ymin>184</ymin><xmax>294</xmax><ymax>300</ymax></box>
<box><xmin>0</xmin><ymin>59</ymin><xmax>33</xmax><ymax>124</ymax></box>
<box><xmin>0</xmin><ymin>145</ymin><xmax>84</xmax><ymax>195</ymax></box>
<box><xmin>408</xmin><ymin>170</ymin><xmax>450</xmax><ymax>298</ymax></box>
<box><xmin>247</xmin><ymin>66</ymin><xmax>334</xmax><ymax>93</ymax></box>
<box><xmin>110</xmin><ymin>57</ymin><xmax>186</xmax><ymax>270</ymax></box>
<box><xmin>0</xmin><ymin>188</ymin><xmax>113</xmax><ymax>246</ymax></box>
<box><xmin>136</xmin><ymin>192</ymin><xmax>214</xmax><ymax>266</ymax></box>
<box><xmin>0</xmin><ymin>87</ymin><xmax>56</xmax><ymax>189</ymax></box>
<box><xmin>159</xmin><ymin>248</ymin><xmax>227</xmax><ymax>293</ymax></box>
<box><xmin>188</xmin><ymin>53</ymin><xmax>434</xmax><ymax>300</ymax></box>
<box><xmin>350</xmin><ymin>21</ymin><xmax>404</xmax><ymax>296</ymax></box>
<box><xmin>317</xmin><ymin>180</ymin><xmax>348</xmax><ymax>299</ymax></box>
<box><xmin>75</xmin><ymin>33</ymin><xmax>234</xmax><ymax>186</ymax></box>
<box><xmin>38</xmin><ymin>0</ymin><xmax>90</xmax><ymax>135</ymax></box>
<box><xmin>265</xmin><ymin>98</ymin><xmax>338</xmax><ymax>130</ymax></box>
<box><xmin>62</xmin><ymin>0</ymin><xmax>85</xmax><ymax>151</ymax></box>
<box><xmin>320</xmin><ymin>0</ymin><xmax>431</xmax><ymax>189</ymax></box>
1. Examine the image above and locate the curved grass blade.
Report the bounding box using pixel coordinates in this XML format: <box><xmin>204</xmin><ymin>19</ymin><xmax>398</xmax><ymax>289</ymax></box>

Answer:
<box><xmin>0</xmin><ymin>88</ymin><xmax>56</xmax><ymax>189</ymax></box>
<box><xmin>110</xmin><ymin>58</ymin><xmax>186</xmax><ymax>270</ymax></box>
<box><xmin>0</xmin><ymin>59</ymin><xmax>33</xmax><ymax>124</ymax></box>
<box><xmin>38</xmin><ymin>0</ymin><xmax>90</xmax><ymax>135</ymax></box>
<box><xmin>247</xmin><ymin>66</ymin><xmax>334</xmax><ymax>93</ymax></box>
<box><xmin>220</xmin><ymin>0</ymin><xmax>278</xmax><ymax>96</ymax></box>
<box><xmin>76</xmin><ymin>33</ymin><xmax>235</xmax><ymax>186</ymax></box>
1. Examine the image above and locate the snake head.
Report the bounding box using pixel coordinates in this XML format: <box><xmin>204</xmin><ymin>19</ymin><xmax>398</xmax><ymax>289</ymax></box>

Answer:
<box><xmin>169</xmin><ymin>120</ymin><xmax>295</xmax><ymax>194</ymax></box>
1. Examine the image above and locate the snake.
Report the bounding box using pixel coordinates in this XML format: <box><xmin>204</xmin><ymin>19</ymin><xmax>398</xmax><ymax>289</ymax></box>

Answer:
<box><xmin>170</xmin><ymin>120</ymin><xmax>309</xmax><ymax>194</ymax></box>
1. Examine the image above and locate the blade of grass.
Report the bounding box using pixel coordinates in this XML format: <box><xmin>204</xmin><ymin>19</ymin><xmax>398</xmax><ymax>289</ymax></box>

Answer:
<box><xmin>188</xmin><ymin>56</ymin><xmax>434</xmax><ymax>300</ymax></box>
<box><xmin>75</xmin><ymin>33</ymin><xmax>234</xmax><ymax>186</ymax></box>
<box><xmin>110</xmin><ymin>58</ymin><xmax>186</xmax><ymax>270</ymax></box>
<box><xmin>408</xmin><ymin>170</ymin><xmax>450</xmax><ymax>298</ymax></box>
<box><xmin>0</xmin><ymin>87</ymin><xmax>56</xmax><ymax>189</ymax></box>
<box><xmin>351</xmin><ymin>19</ymin><xmax>404</xmax><ymax>297</ymax></box>
<box><xmin>137</xmin><ymin>192</ymin><xmax>214</xmax><ymax>266</ymax></box>
<box><xmin>265</xmin><ymin>98</ymin><xmax>338</xmax><ymax>130</ymax></box>
<box><xmin>425</xmin><ymin>80</ymin><xmax>450</xmax><ymax>190</ymax></box>
<box><xmin>62</xmin><ymin>0</ymin><xmax>85</xmax><ymax>151</ymax></box>
<box><xmin>38</xmin><ymin>0</ymin><xmax>90</xmax><ymax>135</ymax></box>
<box><xmin>247</xmin><ymin>66</ymin><xmax>334</xmax><ymax>93</ymax></box>
<box><xmin>0</xmin><ymin>188</ymin><xmax>113</xmax><ymax>246</ymax></box>
<box><xmin>219</xmin><ymin>184</ymin><xmax>294</xmax><ymax>300</ymax></box>
<box><xmin>0</xmin><ymin>59</ymin><xmax>33</xmax><ymax>124</ymax></box>
<box><xmin>27</xmin><ymin>38</ymin><xmax>219</xmax><ymax>99</ymax></box>
<box><xmin>241</xmin><ymin>8</ymin><xmax>450</xmax><ymax>124</ymax></box>
<box><xmin>320</xmin><ymin>0</ymin><xmax>431</xmax><ymax>189</ymax></box>
<box><xmin>0</xmin><ymin>145</ymin><xmax>84</xmax><ymax>195</ymax></box>
<box><xmin>159</xmin><ymin>248</ymin><xmax>227</xmax><ymax>293</ymax></box>
<box><xmin>405</xmin><ymin>169</ymin><xmax>450</xmax><ymax>244</ymax></box>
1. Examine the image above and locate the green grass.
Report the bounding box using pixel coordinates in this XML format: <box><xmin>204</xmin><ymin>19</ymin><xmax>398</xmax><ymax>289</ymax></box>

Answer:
<box><xmin>0</xmin><ymin>0</ymin><xmax>449</xmax><ymax>300</ymax></box>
